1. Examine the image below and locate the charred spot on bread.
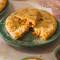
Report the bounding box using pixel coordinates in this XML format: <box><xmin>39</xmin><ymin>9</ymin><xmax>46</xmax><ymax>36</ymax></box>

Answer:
<box><xmin>40</xmin><ymin>19</ymin><xmax>43</xmax><ymax>21</ymax></box>
<box><xmin>29</xmin><ymin>22</ymin><xmax>33</xmax><ymax>27</ymax></box>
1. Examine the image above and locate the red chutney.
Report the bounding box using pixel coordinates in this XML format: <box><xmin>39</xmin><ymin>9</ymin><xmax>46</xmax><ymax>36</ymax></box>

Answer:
<box><xmin>56</xmin><ymin>50</ymin><xmax>60</xmax><ymax>60</ymax></box>
<box><xmin>24</xmin><ymin>58</ymin><xmax>42</xmax><ymax>60</ymax></box>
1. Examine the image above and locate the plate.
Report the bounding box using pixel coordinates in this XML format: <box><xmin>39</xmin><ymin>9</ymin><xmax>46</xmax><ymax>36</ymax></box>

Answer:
<box><xmin>0</xmin><ymin>13</ymin><xmax>60</xmax><ymax>47</ymax></box>
<box><xmin>0</xmin><ymin>0</ymin><xmax>9</xmax><ymax>15</ymax></box>
<box><xmin>54</xmin><ymin>45</ymin><xmax>60</xmax><ymax>60</ymax></box>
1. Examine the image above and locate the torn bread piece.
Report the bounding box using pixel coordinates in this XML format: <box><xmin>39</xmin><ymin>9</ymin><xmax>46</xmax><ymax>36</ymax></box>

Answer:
<box><xmin>5</xmin><ymin>12</ymin><xmax>29</xmax><ymax>39</ymax></box>
<box><xmin>14</xmin><ymin>8</ymin><xmax>41</xmax><ymax>27</ymax></box>
<box><xmin>33</xmin><ymin>10</ymin><xmax>57</xmax><ymax>40</ymax></box>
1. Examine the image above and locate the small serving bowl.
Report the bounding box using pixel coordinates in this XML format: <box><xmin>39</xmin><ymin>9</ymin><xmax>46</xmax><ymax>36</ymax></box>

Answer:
<box><xmin>22</xmin><ymin>56</ymin><xmax>44</xmax><ymax>60</ymax></box>
<box><xmin>54</xmin><ymin>45</ymin><xmax>60</xmax><ymax>60</ymax></box>
<box><xmin>0</xmin><ymin>0</ymin><xmax>9</xmax><ymax>15</ymax></box>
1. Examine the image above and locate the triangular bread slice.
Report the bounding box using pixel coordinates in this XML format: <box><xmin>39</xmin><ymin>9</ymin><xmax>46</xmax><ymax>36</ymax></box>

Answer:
<box><xmin>14</xmin><ymin>8</ymin><xmax>41</xmax><ymax>27</ymax></box>
<box><xmin>0</xmin><ymin>0</ymin><xmax>7</xmax><ymax>12</ymax></box>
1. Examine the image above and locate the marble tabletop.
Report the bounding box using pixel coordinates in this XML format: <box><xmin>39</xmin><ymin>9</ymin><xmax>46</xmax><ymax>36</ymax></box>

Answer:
<box><xmin>0</xmin><ymin>0</ymin><xmax>60</xmax><ymax>60</ymax></box>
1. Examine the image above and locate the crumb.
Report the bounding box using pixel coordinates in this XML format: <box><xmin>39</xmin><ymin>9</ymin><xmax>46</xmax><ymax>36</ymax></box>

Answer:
<box><xmin>34</xmin><ymin>39</ymin><xmax>37</xmax><ymax>42</ymax></box>
<box><xmin>52</xmin><ymin>35</ymin><xmax>56</xmax><ymax>37</ymax></box>
<box><xmin>40</xmin><ymin>55</ymin><xmax>42</xmax><ymax>57</ymax></box>
<box><xmin>3</xmin><ymin>56</ymin><xmax>7</xmax><ymax>59</ymax></box>
<box><xmin>32</xmin><ymin>32</ymin><xmax>35</xmax><ymax>35</ymax></box>
<box><xmin>36</xmin><ymin>35</ymin><xmax>39</xmax><ymax>37</ymax></box>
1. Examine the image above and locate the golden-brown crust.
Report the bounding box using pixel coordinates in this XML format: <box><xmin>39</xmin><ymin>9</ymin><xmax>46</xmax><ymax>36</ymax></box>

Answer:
<box><xmin>0</xmin><ymin>0</ymin><xmax>7</xmax><ymax>12</ymax></box>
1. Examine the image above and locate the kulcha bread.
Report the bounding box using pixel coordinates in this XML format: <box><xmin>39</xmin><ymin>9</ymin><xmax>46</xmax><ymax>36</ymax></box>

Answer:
<box><xmin>5</xmin><ymin>8</ymin><xmax>57</xmax><ymax>40</ymax></box>
<box><xmin>14</xmin><ymin>8</ymin><xmax>41</xmax><ymax>27</ymax></box>
<box><xmin>0</xmin><ymin>0</ymin><xmax>7</xmax><ymax>12</ymax></box>
<box><xmin>33</xmin><ymin>10</ymin><xmax>57</xmax><ymax>40</ymax></box>
<box><xmin>5</xmin><ymin>12</ymin><xmax>29</xmax><ymax>39</ymax></box>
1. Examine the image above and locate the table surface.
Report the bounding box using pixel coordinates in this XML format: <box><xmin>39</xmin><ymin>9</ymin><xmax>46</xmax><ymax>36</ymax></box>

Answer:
<box><xmin>0</xmin><ymin>0</ymin><xmax>60</xmax><ymax>60</ymax></box>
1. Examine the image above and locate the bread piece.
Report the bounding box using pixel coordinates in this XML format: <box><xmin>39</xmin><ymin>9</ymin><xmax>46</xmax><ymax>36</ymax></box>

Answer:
<box><xmin>33</xmin><ymin>10</ymin><xmax>57</xmax><ymax>40</ymax></box>
<box><xmin>14</xmin><ymin>8</ymin><xmax>41</xmax><ymax>27</ymax></box>
<box><xmin>0</xmin><ymin>0</ymin><xmax>7</xmax><ymax>12</ymax></box>
<box><xmin>5</xmin><ymin>12</ymin><xmax>29</xmax><ymax>39</ymax></box>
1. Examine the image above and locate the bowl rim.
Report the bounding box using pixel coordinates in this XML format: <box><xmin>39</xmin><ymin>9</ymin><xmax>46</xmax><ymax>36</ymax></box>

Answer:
<box><xmin>0</xmin><ymin>0</ymin><xmax>9</xmax><ymax>15</ymax></box>
<box><xmin>54</xmin><ymin>45</ymin><xmax>60</xmax><ymax>60</ymax></box>
<box><xmin>0</xmin><ymin>14</ymin><xmax>60</xmax><ymax>46</ymax></box>
<box><xmin>22</xmin><ymin>56</ymin><xmax>44</xmax><ymax>60</ymax></box>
